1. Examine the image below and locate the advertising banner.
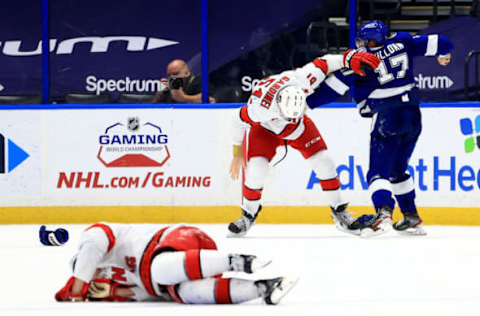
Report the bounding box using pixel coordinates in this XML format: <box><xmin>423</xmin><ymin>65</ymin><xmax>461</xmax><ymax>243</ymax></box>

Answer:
<box><xmin>415</xmin><ymin>17</ymin><xmax>480</xmax><ymax>101</ymax></box>
<box><xmin>0</xmin><ymin>106</ymin><xmax>479</xmax><ymax>210</ymax></box>
<box><xmin>274</xmin><ymin>107</ymin><xmax>480</xmax><ymax>207</ymax></box>
<box><xmin>2</xmin><ymin>2</ymin><xmax>474</xmax><ymax>102</ymax></box>
<box><xmin>0</xmin><ymin>0</ymin><xmax>320</xmax><ymax>101</ymax></box>
<box><xmin>0</xmin><ymin>112</ymin><xmax>41</xmax><ymax>197</ymax></box>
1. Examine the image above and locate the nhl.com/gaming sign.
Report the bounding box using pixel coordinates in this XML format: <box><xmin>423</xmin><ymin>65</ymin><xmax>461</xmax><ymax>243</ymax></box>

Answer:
<box><xmin>97</xmin><ymin>117</ymin><xmax>170</xmax><ymax>168</ymax></box>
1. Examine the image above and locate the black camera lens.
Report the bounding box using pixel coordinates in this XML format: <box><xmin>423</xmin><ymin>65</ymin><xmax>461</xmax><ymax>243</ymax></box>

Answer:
<box><xmin>169</xmin><ymin>77</ymin><xmax>184</xmax><ymax>89</ymax></box>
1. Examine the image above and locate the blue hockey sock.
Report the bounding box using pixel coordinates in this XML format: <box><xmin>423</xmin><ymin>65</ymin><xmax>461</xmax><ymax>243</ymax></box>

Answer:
<box><xmin>371</xmin><ymin>189</ymin><xmax>395</xmax><ymax>211</ymax></box>
<box><xmin>395</xmin><ymin>190</ymin><xmax>417</xmax><ymax>214</ymax></box>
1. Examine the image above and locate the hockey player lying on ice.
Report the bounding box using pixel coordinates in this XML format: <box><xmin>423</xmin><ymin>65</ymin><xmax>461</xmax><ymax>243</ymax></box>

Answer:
<box><xmin>55</xmin><ymin>223</ymin><xmax>297</xmax><ymax>304</ymax></box>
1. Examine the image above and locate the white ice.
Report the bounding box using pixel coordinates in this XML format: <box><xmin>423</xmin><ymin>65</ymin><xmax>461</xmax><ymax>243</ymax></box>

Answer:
<box><xmin>1</xmin><ymin>224</ymin><xmax>479</xmax><ymax>316</ymax></box>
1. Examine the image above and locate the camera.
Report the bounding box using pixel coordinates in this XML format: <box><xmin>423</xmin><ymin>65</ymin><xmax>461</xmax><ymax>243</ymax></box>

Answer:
<box><xmin>168</xmin><ymin>77</ymin><xmax>184</xmax><ymax>89</ymax></box>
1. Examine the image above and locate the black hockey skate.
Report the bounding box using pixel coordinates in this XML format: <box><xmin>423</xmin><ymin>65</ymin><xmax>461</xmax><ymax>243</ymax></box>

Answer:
<box><xmin>393</xmin><ymin>212</ymin><xmax>426</xmax><ymax>236</ymax></box>
<box><xmin>330</xmin><ymin>203</ymin><xmax>359</xmax><ymax>235</ymax></box>
<box><xmin>227</xmin><ymin>206</ymin><xmax>262</xmax><ymax>237</ymax></box>
<box><xmin>357</xmin><ymin>205</ymin><xmax>393</xmax><ymax>238</ymax></box>
<box><xmin>228</xmin><ymin>254</ymin><xmax>271</xmax><ymax>273</ymax></box>
<box><xmin>255</xmin><ymin>276</ymin><xmax>299</xmax><ymax>305</ymax></box>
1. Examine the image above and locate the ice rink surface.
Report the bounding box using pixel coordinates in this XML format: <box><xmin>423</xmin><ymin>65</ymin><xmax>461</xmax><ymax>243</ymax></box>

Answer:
<box><xmin>1</xmin><ymin>223</ymin><xmax>479</xmax><ymax>316</ymax></box>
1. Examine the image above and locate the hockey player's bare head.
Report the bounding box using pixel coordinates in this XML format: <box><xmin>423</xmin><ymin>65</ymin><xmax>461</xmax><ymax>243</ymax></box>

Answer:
<box><xmin>276</xmin><ymin>86</ymin><xmax>307</xmax><ymax>120</ymax></box>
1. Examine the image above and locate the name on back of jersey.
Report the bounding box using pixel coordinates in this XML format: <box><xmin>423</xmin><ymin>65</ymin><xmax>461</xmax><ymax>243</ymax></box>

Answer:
<box><xmin>251</xmin><ymin>76</ymin><xmax>291</xmax><ymax>109</ymax></box>
<box><xmin>374</xmin><ymin>42</ymin><xmax>405</xmax><ymax>60</ymax></box>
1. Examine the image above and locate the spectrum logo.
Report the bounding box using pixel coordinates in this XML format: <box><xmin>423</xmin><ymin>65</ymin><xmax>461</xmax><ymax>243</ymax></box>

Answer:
<box><xmin>0</xmin><ymin>134</ymin><xmax>30</xmax><ymax>173</ymax></box>
<box><xmin>459</xmin><ymin>115</ymin><xmax>480</xmax><ymax>153</ymax></box>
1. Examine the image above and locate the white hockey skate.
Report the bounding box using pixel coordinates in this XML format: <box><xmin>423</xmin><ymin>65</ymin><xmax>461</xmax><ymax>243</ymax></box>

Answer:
<box><xmin>359</xmin><ymin>206</ymin><xmax>393</xmax><ymax>238</ymax></box>
<box><xmin>256</xmin><ymin>276</ymin><xmax>299</xmax><ymax>305</ymax></box>
<box><xmin>393</xmin><ymin>212</ymin><xmax>427</xmax><ymax>236</ymax></box>
<box><xmin>227</xmin><ymin>206</ymin><xmax>261</xmax><ymax>237</ymax></box>
<box><xmin>228</xmin><ymin>254</ymin><xmax>272</xmax><ymax>273</ymax></box>
<box><xmin>330</xmin><ymin>203</ymin><xmax>360</xmax><ymax>235</ymax></box>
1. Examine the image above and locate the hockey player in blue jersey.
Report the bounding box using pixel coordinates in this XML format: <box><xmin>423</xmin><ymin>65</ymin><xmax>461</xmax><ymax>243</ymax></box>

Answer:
<box><xmin>308</xmin><ymin>20</ymin><xmax>453</xmax><ymax>236</ymax></box>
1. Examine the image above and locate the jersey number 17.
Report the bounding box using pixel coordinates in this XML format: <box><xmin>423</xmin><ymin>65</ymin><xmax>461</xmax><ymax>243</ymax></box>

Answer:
<box><xmin>375</xmin><ymin>53</ymin><xmax>409</xmax><ymax>85</ymax></box>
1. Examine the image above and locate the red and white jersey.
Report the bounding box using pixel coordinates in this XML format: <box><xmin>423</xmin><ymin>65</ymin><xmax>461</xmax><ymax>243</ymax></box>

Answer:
<box><xmin>71</xmin><ymin>223</ymin><xmax>184</xmax><ymax>299</ymax></box>
<box><xmin>232</xmin><ymin>55</ymin><xmax>346</xmax><ymax>145</ymax></box>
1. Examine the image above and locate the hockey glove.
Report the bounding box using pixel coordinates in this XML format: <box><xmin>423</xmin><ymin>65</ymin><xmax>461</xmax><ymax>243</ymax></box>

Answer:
<box><xmin>55</xmin><ymin>276</ymin><xmax>89</xmax><ymax>302</ymax></box>
<box><xmin>348</xmin><ymin>214</ymin><xmax>376</xmax><ymax>230</ymax></box>
<box><xmin>39</xmin><ymin>225</ymin><xmax>69</xmax><ymax>246</ymax></box>
<box><xmin>344</xmin><ymin>49</ymin><xmax>380</xmax><ymax>76</ymax></box>
<box><xmin>88</xmin><ymin>278</ymin><xmax>128</xmax><ymax>302</ymax></box>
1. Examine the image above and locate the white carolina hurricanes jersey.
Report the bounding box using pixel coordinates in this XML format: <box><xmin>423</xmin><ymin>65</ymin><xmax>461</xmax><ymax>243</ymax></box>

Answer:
<box><xmin>71</xmin><ymin>223</ymin><xmax>183</xmax><ymax>300</ymax></box>
<box><xmin>232</xmin><ymin>55</ymin><xmax>346</xmax><ymax>145</ymax></box>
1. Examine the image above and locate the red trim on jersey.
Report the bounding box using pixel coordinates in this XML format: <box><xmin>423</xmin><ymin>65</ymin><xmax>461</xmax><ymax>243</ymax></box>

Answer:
<box><xmin>86</xmin><ymin>223</ymin><xmax>116</xmax><ymax>253</ymax></box>
<box><xmin>320</xmin><ymin>178</ymin><xmax>341</xmax><ymax>191</ymax></box>
<box><xmin>313</xmin><ymin>59</ymin><xmax>328</xmax><ymax>74</ymax></box>
<box><xmin>239</xmin><ymin>106</ymin><xmax>256</xmax><ymax>126</ymax></box>
<box><xmin>252</xmin><ymin>89</ymin><xmax>262</xmax><ymax>98</ymax></box>
<box><xmin>278</xmin><ymin>120</ymin><xmax>302</xmax><ymax>138</ymax></box>
<box><xmin>185</xmin><ymin>249</ymin><xmax>203</xmax><ymax>280</ymax></box>
<box><xmin>215</xmin><ymin>278</ymin><xmax>232</xmax><ymax>304</ymax></box>
<box><xmin>166</xmin><ymin>285</ymin><xmax>184</xmax><ymax>304</ymax></box>
<box><xmin>243</xmin><ymin>185</ymin><xmax>262</xmax><ymax>201</ymax></box>
<box><xmin>139</xmin><ymin>227</ymin><xmax>168</xmax><ymax>297</ymax></box>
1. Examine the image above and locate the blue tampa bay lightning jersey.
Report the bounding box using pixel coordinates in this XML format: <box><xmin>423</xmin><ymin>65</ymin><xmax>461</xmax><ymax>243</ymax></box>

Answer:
<box><xmin>307</xmin><ymin>32</ymin><xmax>453</xmax><ymax>116</ymax></box>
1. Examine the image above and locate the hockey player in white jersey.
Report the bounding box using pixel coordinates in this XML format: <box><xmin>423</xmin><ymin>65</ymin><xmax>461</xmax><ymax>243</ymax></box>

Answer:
<box><xmin>55</xmin><ymin>223</ymin><xmax>297</xmax><ymax>304</ymax></box>
<box><xmin>228</xmin><ymin>49</ymin><xmax>380</xmax><ymax>236</ymax></box>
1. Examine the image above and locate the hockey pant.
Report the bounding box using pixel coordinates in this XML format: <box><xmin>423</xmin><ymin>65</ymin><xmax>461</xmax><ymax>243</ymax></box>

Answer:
<box><xmin>241</xmin><ymin>116</ymin><xmax>346</xmax><ymax>216</ymax></box>
<box><xmin>367</xmin><ymin>106</ymin><xmax>421</xmax><ymax>214</ymax></box>
<box><xmin>147</xmin><ymin>226</ymin><xmax>261</xmax><ymax>304</ymax></box>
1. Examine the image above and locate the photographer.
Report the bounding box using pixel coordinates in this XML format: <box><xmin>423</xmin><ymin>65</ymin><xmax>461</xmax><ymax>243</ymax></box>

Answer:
<box><xmin>153</xmin><ymin>59</ymin><xmax>215</xmax><ymax>104</ymax></box>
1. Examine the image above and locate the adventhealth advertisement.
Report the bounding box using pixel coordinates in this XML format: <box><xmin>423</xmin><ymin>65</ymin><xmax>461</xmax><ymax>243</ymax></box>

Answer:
<box><xmin>0</xmin><ymin>107</ymin><xmax>478</xmax><ymax>207</ymax></box>
<box><xmin>275</xmin><ymin>108</ymin><xmax>480</xmax><ymax>207</ymax></box>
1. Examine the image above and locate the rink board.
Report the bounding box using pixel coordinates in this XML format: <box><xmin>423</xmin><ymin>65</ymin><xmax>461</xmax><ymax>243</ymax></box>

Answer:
<box><xmin>0</xmin><ymin>105</ymin><xmax>479</xmax><ymax>224</ymax></box>
<box><xmin>0</xmin><ymin>205</ymin><xmax>480</xmax><ymax>225</ymax></box>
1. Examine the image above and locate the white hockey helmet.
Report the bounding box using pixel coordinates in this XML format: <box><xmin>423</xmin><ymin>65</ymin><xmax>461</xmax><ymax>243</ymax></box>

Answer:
<box><xmin>276</xmin><ymin>86</ymin><xmax>307</xmax><ymax>119</ymax></box>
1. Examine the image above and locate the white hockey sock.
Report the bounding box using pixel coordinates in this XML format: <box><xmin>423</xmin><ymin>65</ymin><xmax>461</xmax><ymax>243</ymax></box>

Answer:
<box><xmin>177</xmin><ymin>278</ymin><xmax>260</xmax><ymax>304</ymax></box>
<box><xmin>242</xmin><ymin>157</ymin><xmax>269</xmax><ymax>216</ymax></box>
<box><xmin>241</xmin><ymin>198</ymin><xmax>261</xmax><ymax>217</ymax></box>
<box><xmin>151</xmin><ymin>250</ymin><xmax>230</xmax><ymax>285</ymax></box>
<box><xmin>307</xmin><ymin>150</ymin><xmax>346</xmax><ymax>208</ymax></box>
<box><xmin>391</xmin><ymin>176</ymin><xmax>414</xmax><ymax>196</ymax></box>
<box><xmin>229</xmin><ymin>278</ymin><xmax>261</xmax><ymax>303</ymax></box>
<box><xmin>322</xmin><ymin>189</ymin><xmax>345</xmax><ymax>209</ymax></box>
